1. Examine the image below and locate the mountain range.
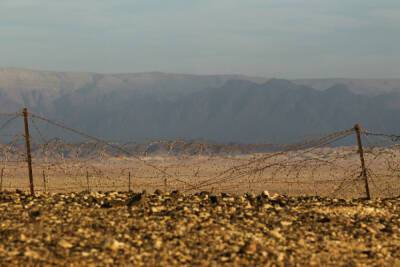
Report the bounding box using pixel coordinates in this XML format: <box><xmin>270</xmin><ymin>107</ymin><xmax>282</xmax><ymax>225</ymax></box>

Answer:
<box><xmin>1</xmin><ymin>68</ymin><xmax>400</xmax><ymax>143</ymax></box>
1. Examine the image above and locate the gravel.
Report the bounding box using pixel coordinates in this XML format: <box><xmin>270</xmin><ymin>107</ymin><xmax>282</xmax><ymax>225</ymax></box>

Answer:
<box><xmin>0</xmin><ymin>190</ymin><xmax>399</xmax><ymax>266</ymax></box>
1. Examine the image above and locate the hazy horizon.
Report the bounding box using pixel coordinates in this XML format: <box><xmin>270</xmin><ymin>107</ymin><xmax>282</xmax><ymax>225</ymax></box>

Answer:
<box><xmin>2</xmin><ymin>67</ymin><xmax>400</xmax><ymax>81</ymax></box>
<box><xmin>1</xmin><ymin>1</ymin><xmax>400</xmax><ymax>79</ymax></box>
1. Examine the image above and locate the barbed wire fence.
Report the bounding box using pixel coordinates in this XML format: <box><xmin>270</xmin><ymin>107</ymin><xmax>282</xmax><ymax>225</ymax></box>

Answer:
<box><xmin>0</xmin><ymin>108</ymin><xmax>399</xmax><ymax>199</ymax></box>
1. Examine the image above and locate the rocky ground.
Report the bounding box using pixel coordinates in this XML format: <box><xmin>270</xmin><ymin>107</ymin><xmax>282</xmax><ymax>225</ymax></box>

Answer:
<box><xmin>0</xmin><ymin>190</ymin><xmax>399</xmax><ymax>266</ymax></box>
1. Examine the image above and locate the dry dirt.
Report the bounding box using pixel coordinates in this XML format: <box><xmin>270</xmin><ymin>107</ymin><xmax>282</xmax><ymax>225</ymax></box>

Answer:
<box><xmin>0</xmin><ymin>190</ymin><xmax>399</xmax><ymax>266</ymax></box>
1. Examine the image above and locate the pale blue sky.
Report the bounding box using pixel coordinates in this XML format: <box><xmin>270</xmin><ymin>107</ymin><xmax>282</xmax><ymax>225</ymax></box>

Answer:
<box><xmin>1</xmin><ymin>0</ymin><xmax>399</xmax><ymax>78</ymax></box>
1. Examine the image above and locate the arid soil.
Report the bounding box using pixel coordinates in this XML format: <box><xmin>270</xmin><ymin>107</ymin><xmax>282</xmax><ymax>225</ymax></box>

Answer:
<box><xmin>0</xmin><ymin>190</ymin><xmax>399</xmax><ymax>266</ymax></box>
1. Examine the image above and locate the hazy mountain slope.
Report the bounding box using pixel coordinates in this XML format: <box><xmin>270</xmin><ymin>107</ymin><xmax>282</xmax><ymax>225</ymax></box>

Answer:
<box><xmin>2</xmin><ymin>68</ymin><xmax>399</xmax><ymax>99</ymax></box>
<box><xmin>0</xmin><ymin>68</ymin><xmax>267</xmax><ymax>99</ymax></box>
<box><xmin>1</xmin><ymin>68</ymin><xmax>400</xmax><ymax>143</ymax></box>
<box><xmin>294</xmin><ymin>78</ymin><xmax>400</xmax><ymax>95</ymax></box>
<box><xmin>39</xmin><ymin>79</ymin><xmax>400</xmax><ymax>143</ymax></box>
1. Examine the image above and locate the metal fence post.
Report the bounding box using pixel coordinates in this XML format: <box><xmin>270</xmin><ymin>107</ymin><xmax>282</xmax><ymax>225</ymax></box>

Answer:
<box><xmin>354</xmin><ymin>124</ymin><xmax>371</xmax><ymax>200</ymax></box>
<box><xmin>23</xmin><ymin>108</ymin><xmax>35</xmax><ymax>196</ymax></box>
<box><xmin>42</xmin><ymin>170</ymin><xmax>47</xmax><ymax>193</ymax></box>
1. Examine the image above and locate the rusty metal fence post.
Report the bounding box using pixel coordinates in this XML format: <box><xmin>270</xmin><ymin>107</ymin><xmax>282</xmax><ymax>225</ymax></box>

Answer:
<box><xmin>23</xmin><ymin>108</ymin><xmax>35</xmax><ymax>196</ymax></box>
<box><xmin>354</xmin><ymin>124</ymin><xmax>371</xmax><ymax>200</ymax></box>
<box><xmin>42</xmin><ymin>170</ymin><xmax>47</xmax><ymax>193</ymax></box>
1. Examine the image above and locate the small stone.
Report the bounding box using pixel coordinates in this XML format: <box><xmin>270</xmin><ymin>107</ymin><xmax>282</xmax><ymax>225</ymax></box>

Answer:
<box><xmin>105</xmin><ymin>239</ymin><xmax>125</xmax><ymax>251</ymax></box>
<box><xmin>24</xmin><ymin>249</ymin><xmax>41</xmax><ymax>259</ymax></box>
<box><xmin>269</xmin><ymin>229</ymin><xmax>284</xmax><ymax>240</ymax></box>
<box><xmin>151</xmin><ymin>206</ymin><xmax>165</xmax><ymax>213</ymax></box>
<box><xmin>154</xmin><ymin>239</ymin><xmax>163</xmax><ymax>249</ymax></box>
<box><xmin>20</xmin><ymin>233</ymin><xmax>27</xmax><ymax>241</ymax></box>
<box><xmin>281</xmin><ymin>221</ymin><xmax>292</xmax><ymax>227</ymax></box>
<box><xmin>263</xmin><ymin>204</ymin><xmax>273</xmax><ymax>210</ymax></box>
<box><xmin>245</xmin><ymin>241</ymin><xmax>258</xmax><ymax>254</ymax></box>
<box><xmin>298</xmin><ymin>239</ymin><xmax>306</xmax><ymax>247</ymax></box>
<box><xmin>59</xmin><ymin>239</ymin><xmax>73</xmax><ymax>249</ymax></box>
<box><xmin>261</xmin><ymin>191</ymin><xmax>270</xmax><ymax>198</ymax></box>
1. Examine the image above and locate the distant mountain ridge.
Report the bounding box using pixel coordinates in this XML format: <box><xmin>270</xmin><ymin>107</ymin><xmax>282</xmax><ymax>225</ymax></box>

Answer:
<box><xmin>2</xmin><ymin>68</ymin><xmax>400</xmax><ymax>96</ymax></box>
<box><xmin>294</xmin><ymin>78</ymin><xmax>400</xmax><ymax>95</ymax></box>
<box><xmin>0</xmin><ymin>68</ymin><xmax>399</xmax><ymax>143</ymax></box>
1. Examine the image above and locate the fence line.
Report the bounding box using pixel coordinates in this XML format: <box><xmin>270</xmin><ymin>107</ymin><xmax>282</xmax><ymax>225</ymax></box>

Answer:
<box><xmin>0</xmin><ymin>108</ymin><xmax>400</xmax><ymax>199</ymax></box>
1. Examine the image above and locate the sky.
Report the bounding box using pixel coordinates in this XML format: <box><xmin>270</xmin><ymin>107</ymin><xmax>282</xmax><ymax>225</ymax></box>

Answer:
<box><xmin>1</xmin><ymin>0</ymin><xmax>400</xmax><ymax>78</ymax></box>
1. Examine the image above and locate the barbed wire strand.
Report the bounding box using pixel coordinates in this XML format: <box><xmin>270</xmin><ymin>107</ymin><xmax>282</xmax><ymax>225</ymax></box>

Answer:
<box><xmin>0</xmin><ymin>114</ymin><xmax>21</xmax><ymax>133</ymax></box>
<box><xmin>29</xmin><ymin>113</ymin><xmax>196</xmax><ymax>188</ymax></box>
<box><xmin>0</xmin><ymin>112</ymin><xmax>21</xmax><ymax>117</ymax></box>
<box><xmin>185</xmin><ymin>128</ymin><xmax>355</xmax><ymax>192</ymax></box>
